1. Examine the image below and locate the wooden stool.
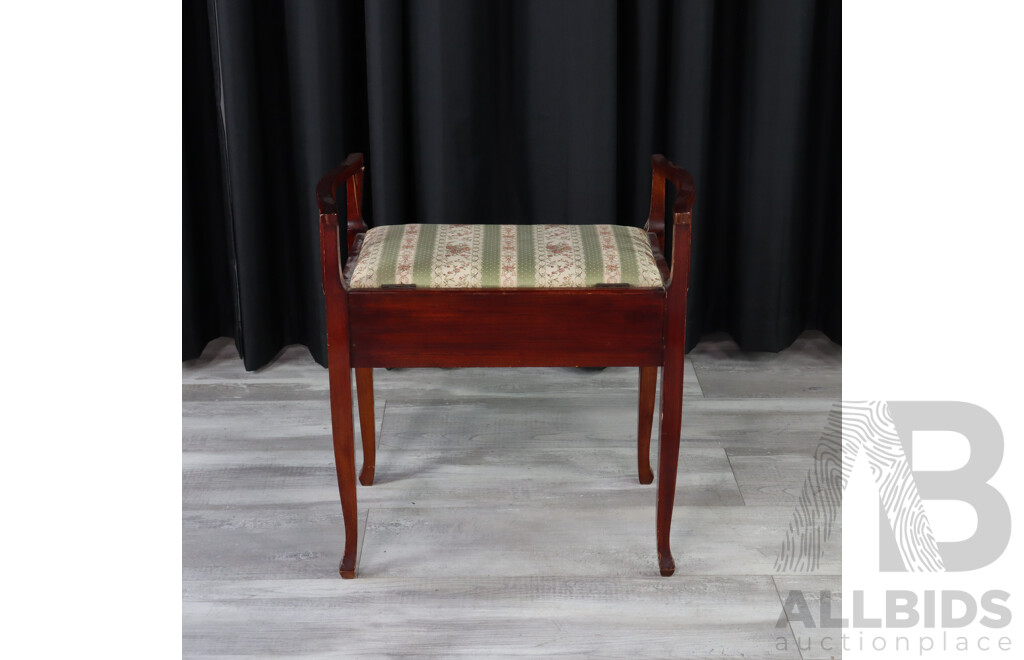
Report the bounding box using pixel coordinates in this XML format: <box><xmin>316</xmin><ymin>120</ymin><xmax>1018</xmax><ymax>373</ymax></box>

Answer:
<box><xmin>316</xmin><ymin>153</ymin><xmax>694</xmax><ymax>578</ymax></box>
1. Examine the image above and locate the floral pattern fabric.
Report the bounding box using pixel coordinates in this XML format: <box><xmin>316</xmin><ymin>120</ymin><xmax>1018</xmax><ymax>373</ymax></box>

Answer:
<box><xmin>349</xmin><ymin>224</ymin><xmax>664</xmax><ymax>289</ymax></box>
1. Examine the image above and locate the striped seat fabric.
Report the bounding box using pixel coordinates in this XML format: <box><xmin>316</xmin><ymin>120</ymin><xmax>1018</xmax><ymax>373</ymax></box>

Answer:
<box><xmin>349</xmin><ymin>224</ymin><xmax>663</xmax><ymax>289</ymax></box>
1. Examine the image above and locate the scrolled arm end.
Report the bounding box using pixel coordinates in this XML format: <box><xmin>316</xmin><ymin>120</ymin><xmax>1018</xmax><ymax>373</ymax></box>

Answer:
<box><xmin>647</xmin><ymin>154</ymin><xmax>696</xmax><ymax>250</ymax></box>
<box><xmin>316</xmin><ymin>153</ymin><xmax>365</xmax><ymax>217</ymax></box>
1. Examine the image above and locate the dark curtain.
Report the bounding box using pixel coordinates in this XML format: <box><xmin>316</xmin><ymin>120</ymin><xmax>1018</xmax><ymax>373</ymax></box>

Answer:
<box><xmin>184</xmin><ymin>0</ymin><xmax>840</xmax><ymax>371</ymax></box>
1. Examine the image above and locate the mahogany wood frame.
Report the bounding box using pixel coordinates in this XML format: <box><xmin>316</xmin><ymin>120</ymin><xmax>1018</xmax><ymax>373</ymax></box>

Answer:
<box><xmin>317</xmin><ymin>153</ymin><xmax>694</xmax><ymax>578</ymax></box>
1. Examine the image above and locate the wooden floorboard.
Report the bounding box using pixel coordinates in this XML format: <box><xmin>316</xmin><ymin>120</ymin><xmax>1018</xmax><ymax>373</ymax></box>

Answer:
<box><xmin>725</xmin><ymin>451</ymin><xmax>821</xmax><ymax>505</ymax></box>
<box><xmin>356</xmin><ymin>503</ymin><xmax>839</xmax><ymax>579</ymax></box>
<box><xmin>183</xmin><ymin>332</ymin><xmax>841</xmax><ymax>658</ymax></box>
<box><xmin>183</xmin><ymin>577</ymin><xmax>800</xmax><ymax>659</ymax></box>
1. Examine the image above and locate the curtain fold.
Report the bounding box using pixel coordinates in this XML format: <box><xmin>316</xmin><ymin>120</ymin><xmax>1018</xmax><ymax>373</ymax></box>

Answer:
<box><xmin>184</xmin><ymin>0</ymin><xmax>841</xmax><ymax>370</ymax></box>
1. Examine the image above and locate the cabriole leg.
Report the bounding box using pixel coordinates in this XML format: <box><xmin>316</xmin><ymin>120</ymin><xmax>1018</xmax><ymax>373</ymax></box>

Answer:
<box><xmin>656</xmin><ymin>357</ymin><xmax>683</xmax><ymax>577</ymax></box>
<box><xmin>328</xmin><ymin>358</ymin><xmax>359</xmax><ymax>579</ymax></box>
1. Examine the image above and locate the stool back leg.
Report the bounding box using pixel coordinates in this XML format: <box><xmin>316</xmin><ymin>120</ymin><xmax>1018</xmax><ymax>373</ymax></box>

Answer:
<box><xmin>355</xmin><ymin>368</ymin><xmax>376</xmax><ymax>486</ymax></box>
<box><xmin>637</xmin><ymin>366</ymin><xmax>657</xmax><ymax>484</ymax></box>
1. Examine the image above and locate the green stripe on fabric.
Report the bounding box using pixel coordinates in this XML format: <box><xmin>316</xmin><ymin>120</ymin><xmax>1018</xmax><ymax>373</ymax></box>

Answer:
<box><xmin>411</xmin><ymin>224</ymin><xmax>438</xmax><ymax>286</ymax></box>
<box><xmin>516</xmin><ymin>224</ymin><xmax>535</xmax><ymax>286</ymax></box>
<box><xmin>613</xmin><ymin>226</ymin><xmax>640</xmax><ymax>285</ymax></box>
<box><xmin>579</xmin><ymin>225</ymin><xmax>604</xmax><ymax>286</ymax></box>
<box><xmin>480</xmin><ymin>224</ymin><xmax>501</xmax><ymax>287</ymax></box>
<box><xmin>375</xmin><ymin>225</ymin><xmax>402</xmax><ymax>285</ymax></box>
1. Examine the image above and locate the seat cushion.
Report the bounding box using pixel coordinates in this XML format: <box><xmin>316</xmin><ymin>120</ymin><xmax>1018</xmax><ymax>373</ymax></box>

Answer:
<box><xmin>349</xmin><ymin>224</ymin><xmax>663</xmax><ymax>289</ymax></box>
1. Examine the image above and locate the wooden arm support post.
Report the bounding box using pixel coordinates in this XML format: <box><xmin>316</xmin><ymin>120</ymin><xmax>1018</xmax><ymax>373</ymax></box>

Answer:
<box><xmin>650</xmin><ymin>154</ymin><xmax>694</xmax><ymax>577</ymax></box>
<box><xmin>315</xmin><ymin>152</ymin><xmax>366</xmax><ymax>579</ymax></box>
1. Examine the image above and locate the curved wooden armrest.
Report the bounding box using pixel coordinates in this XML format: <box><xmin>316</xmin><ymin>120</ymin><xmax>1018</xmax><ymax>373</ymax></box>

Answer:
<box><xmin>316</xmin><ymin>153</ymin><xmax>368</xmax><ymax>248</ymax></box>
<box><xmin>652</xmin><ymin>154</ymin><xmax>695</xmax><ymax>215</ymax></box>
<box><xmin>317</xmin><ymin>153</ymin><xmax>366</xmax><ymax>293</ymax></box>
<box><xmin>646</xmin><ymin>154</ymin><xmax>696</xmax><ymax>251</ymax></box>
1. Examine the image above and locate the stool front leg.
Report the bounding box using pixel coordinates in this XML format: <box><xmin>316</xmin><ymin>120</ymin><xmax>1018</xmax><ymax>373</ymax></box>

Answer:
<box><xmin>328</xmin><ymin>358</ymin><xmax>359</xmax><ymax>579</ymax></box>
<box><xmin>656</xmin><ymin>358</ymin><xmax>683</xmax><ymax>577</ymax></box>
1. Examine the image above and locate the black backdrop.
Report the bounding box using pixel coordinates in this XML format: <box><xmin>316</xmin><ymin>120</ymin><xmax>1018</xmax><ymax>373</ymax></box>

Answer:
<box><xmin>184</xmin><ymin>0</ymin><xmax>840</xmax><ymax>371</ymax></box>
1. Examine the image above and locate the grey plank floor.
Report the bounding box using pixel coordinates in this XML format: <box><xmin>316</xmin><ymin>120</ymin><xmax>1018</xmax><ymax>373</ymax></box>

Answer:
<box><xmin>184</xmin><ymin>333</ymin><xmax>841</xmax><ymax>659</ymax></box>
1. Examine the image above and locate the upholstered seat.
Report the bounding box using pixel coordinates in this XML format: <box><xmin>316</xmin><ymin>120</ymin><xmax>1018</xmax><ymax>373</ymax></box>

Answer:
<box><xmin>348</xmin><ymin>223</ymin><xmax>664</xmax><ymax>289</ymax></box>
